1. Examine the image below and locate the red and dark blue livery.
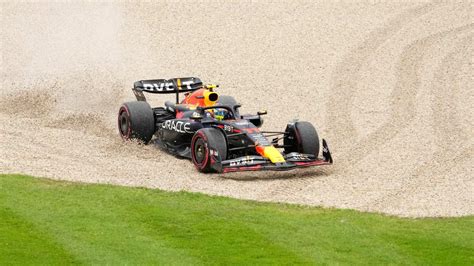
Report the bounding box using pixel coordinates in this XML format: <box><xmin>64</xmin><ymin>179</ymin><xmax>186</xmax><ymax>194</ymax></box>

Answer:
<box><xmin>118</xmin><ymin>77</ymin><xmax>333</xmax><ymax>173</ymax></box>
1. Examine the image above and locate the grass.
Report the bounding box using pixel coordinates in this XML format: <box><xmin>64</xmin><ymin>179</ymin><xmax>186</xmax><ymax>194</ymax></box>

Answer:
<box><xmin>0</xmin><ymin>174</ymin><xmax>472</xmax><ymax>265</ymax></box>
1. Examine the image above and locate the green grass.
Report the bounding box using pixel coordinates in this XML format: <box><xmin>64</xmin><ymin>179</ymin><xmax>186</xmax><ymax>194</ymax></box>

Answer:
<box><xmin>0</xmin><ymin>174</ymin><xmax>472</xmax><ymax>265</ymax></box>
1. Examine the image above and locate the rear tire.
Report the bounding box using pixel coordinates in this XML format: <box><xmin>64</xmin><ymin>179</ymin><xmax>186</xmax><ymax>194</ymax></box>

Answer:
<box><xmin>284</xmin><ymin>121</ymin><xmax>320</xmax><ymax>157</ymax></box>
<box><xmin>118</xmin><ymin>101</ymin><xmax>155</xmax><ymax>144</ymax></box>
<box><xmin>191</xmin><ymin>128</ymin><xmax>227</xmax><ymax>173</ymax></box>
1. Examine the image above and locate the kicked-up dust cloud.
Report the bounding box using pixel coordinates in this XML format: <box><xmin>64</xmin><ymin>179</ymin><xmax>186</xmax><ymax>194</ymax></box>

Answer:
<box><xmin>1</xmin><ymin>1</ymin><xmax>473</xmax><ymax>217</ymax></box>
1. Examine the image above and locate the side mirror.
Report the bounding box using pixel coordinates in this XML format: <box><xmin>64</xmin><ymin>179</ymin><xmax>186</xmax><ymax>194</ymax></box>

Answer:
<box><xmin>257</xmin><ymin>110</ymin><xmax>267</xmax><ymax>116</ymax></box>
<box><xmin>190</xmin><ymin>112</ymin><xmax>203</xmax><ymax>120</ymax></box>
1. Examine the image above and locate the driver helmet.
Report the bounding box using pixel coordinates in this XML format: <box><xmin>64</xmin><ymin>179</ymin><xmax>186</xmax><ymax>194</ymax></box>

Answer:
<box><xmin>214</xmin><ymin>108</ymin><xmax>227</xmax><ymax>121</ymax></box>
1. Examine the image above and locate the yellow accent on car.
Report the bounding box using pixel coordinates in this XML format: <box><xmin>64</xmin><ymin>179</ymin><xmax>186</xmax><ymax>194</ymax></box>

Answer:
<box><xmin>205</xmin><ymin>84</ymin><xmax>217</xmax><ymax>91</ymax></box>
<box><xmin>262</xmin><ymin>146</ymin><xmax>286</xmax><ymax>163</ymax></box>
<box><xmin>203</xmin><ymin>90</ymin><xmax>218</xmax><ymax>107</ymax></box>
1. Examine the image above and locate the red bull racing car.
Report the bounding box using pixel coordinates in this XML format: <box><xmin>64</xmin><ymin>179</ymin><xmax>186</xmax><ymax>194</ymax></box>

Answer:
<box><xmin>118</xmin><ymin>77</ymin><xmax>332</xmax><ymax>173</ymax></box>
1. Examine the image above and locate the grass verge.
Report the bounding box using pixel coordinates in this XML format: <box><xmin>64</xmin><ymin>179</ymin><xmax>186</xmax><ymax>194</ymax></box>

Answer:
<box><xmin>0</xmin><ymin>174</ymin><xmax>472</xmax><ymax>264</ymax></box>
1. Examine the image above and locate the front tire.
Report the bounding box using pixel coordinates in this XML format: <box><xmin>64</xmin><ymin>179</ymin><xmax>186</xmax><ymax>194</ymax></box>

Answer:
<box><xmin>118</xmin><ymin>101</ymin><xmax>155</xmax><ymax>144</ymax></box>
<box><xmin>191</xmin><ymin>128</ymin><xmax>227</xmax><ymax>173</ymax></box>
<box><xmin>284</xmin><ymin>121</ymin><xmax>320</xmax><ymax>157</ymax></box>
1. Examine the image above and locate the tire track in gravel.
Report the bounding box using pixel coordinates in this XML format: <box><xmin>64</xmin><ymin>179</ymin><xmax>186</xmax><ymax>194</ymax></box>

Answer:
<box><xmin>333</xmin><ymin>23</ymin><xmax>473</xmax><ymax>171</ymax></box>
<box><xmin>259</xmin><ymin>3</ymin><xmax>439</xmax><ymax>199</ymax></box>
<box><xmin>326</xmin><ymin>2</ymin><xmax>438</xmax><ymax>168</ymax></box>
<box><xmin>263</xmin><ymin>21</ymin><xmax>472</xmax><ymax>203</ymax></box>
<box><xmin>366</xmin><ymin>33</ymin><xmax>474</xmax><ymax>210</ymax></box>
<box><xmin>2</xmin><ymin>2</ymin><xmax>472</xmax><ymax>217</ymax></box>
<box><xmin>428</xmin><ymin>34</ymin><xmax>473</xmax><ymax>168</ymax></box>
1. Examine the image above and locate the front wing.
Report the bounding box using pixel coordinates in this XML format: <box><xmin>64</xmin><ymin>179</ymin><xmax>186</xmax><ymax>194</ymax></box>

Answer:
<box><xmin>213</xmin><ymin>139</ymin><xmax>333</xmax><ymax>173</ymax></box>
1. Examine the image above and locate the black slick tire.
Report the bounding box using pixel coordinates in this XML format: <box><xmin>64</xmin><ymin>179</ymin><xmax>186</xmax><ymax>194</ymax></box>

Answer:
<box><xmin>191</xmin><ymin>128</ymin><xmax>227</xmax><ymax>173</ymax></box>
<box><xmin>118</xmin><ymin>101</ymin><xmax>155</xmax><ymax>144</ymax></box>
<box><xmin>284</xmin><ymin>121</ymin><xmax>320</xmax><ymax>157</ymax></box>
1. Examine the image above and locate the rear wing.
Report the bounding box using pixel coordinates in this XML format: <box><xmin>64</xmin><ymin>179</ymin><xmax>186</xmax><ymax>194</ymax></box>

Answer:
<box><xmin>132</xmin><ymin>77</ymin><xmax>203</xmax><ymax>103</ymax></box>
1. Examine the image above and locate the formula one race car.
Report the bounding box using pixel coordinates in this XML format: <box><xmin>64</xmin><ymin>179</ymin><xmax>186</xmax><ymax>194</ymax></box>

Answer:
<box><xmin>118</xmin><ymin>77</ymin><xmax>332</xmax><ymax>173</ymax></box>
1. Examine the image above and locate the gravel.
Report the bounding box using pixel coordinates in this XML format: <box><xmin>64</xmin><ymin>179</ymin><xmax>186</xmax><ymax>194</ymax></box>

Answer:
<box><xmin>1</xmin><ymin>1</ymin><xmax>472</xmax><ymax>217</ymax></box>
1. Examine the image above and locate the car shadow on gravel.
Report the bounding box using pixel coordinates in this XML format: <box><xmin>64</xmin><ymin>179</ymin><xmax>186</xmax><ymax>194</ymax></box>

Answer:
<box><xmin>217</xmin><ymin>168</ymin><xmax>333</xmax><ymax>181</ymax></box>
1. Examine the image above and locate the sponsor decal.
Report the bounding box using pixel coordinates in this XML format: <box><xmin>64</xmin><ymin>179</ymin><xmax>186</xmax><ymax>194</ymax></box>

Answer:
<box><xmin>250</xmin><ymin>133</ymin><xmax>270</xmax><ymax>146</ymax></box>
<box><xmin>181</xmin><ymin>80</ymin><xmax>193</xmax><ymax>90</ymax></box>
<box><xmin>142</xmin><ymin>80</ymin><xmax>194</xmax><ymax>92</ymax></box>
<box><xmin>162</xmin><ymin>120</ymin><xmax>192</xmax><ymax>133</ymax></box>
<box><xmin>291</xmin><ymin>154</ymin><xmax>310</xmax><ymax>161</ymax></box>
<box><xmin>229</xmin><ymin>156</ymin><xmax>254</xmax><ymax>167</ymax></box>
<box><xmin>224</xmin><ymin>125</ymin><xmax>233</xmax><ymax>132</ymax></box>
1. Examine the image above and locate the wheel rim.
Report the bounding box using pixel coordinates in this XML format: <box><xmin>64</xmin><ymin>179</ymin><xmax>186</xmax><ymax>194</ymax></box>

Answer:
<box><xmin>194</xmin><ymin>138</ymin><xmax>206</xmax><ymax>165</ymax></box>
<box><xmin>118</xmin><ymin>110</ymin><xmax>130</xmax><ymax>138</ymax></box>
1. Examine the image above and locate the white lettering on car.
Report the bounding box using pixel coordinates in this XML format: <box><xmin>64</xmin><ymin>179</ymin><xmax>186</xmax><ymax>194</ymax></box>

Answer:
<box><xmin>182</xmin><ymin>80</ymin><xmax>193</xmax><ymax>90</ymax></box>
<box><xmin>162</xmin><ymin>120</ymin><xmax>192</xmax><ymax>133</ymax></box>
<box><xmin>184</xmin><ymin>123</ymin><xmax>191</xmax><ymax>133</ymax></box>
<box><xmin>141</xmin><ymin>79</ymin><xmax>197</xmax><ymax>92</ymax></box>
<box><xmin>143</xmin><ymin>83</ymin><xmax>155</xmax><ymax>91</ymax></box>
<box><xmin>229</xmin><ymin>157</ymin><xmax>254</xmax><ymax>167</ymax></box>
<box><xmin>156</xmin><ymin>82</ymin><xmax>174</xmax><ymax>92</ymax></box>
<box><xmin>292</xmin><ymin>154</ymin><xmax>310</xmax><ymax>161</ymax></box>
<box><xmin>142</xmin><ymin>82</ymin><xmax>176</xmax><ymax>92</ymax></box>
